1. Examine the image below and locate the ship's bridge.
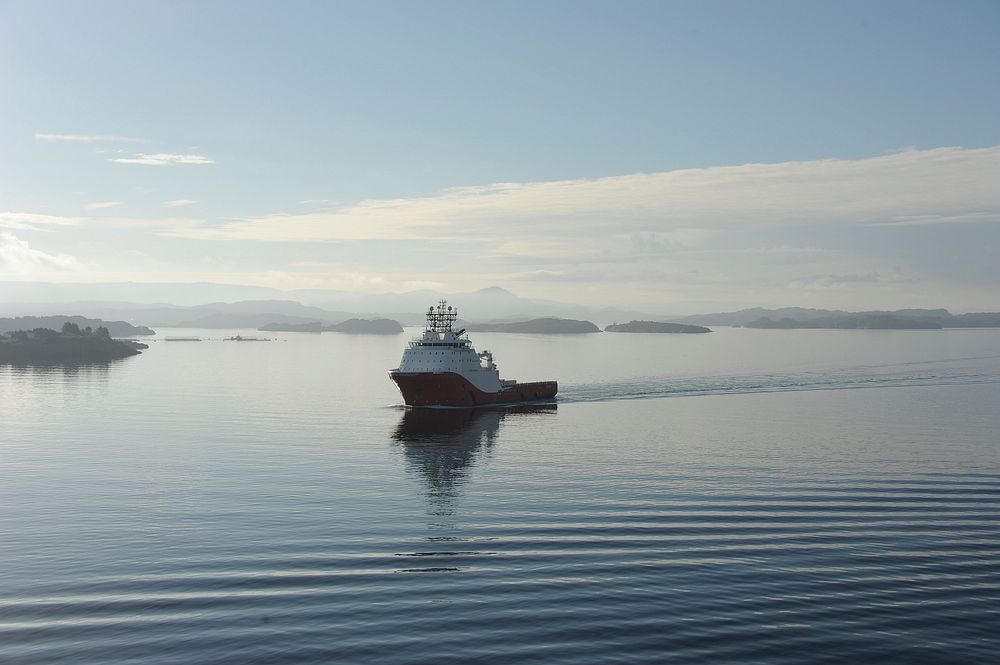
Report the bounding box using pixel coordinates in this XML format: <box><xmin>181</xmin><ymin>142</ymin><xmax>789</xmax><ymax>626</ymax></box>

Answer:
<box><xmin>393</xmin><ymin>300</ymin><xmax>503</xmax><ymax>393</ymax></box>
<box><xmin>409</xmin><ymin>339</ymin><xmax>471</xmax><ymax>349</ymax></box>
<box><xmin>409</xmin><ymin>329</ymin><xmax>471</xmax><ymax>349</ymax></box>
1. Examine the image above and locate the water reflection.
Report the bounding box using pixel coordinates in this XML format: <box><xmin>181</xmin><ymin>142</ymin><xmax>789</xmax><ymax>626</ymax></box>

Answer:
<box><xmin>392</xmin><ymin>405</ymin><xmax>556</xmax><ymax>515</ymax></box>
<box><xmin>0</xmin><ymin>362</ymin><xmax>113</xmax><ymax>382</ymax></box>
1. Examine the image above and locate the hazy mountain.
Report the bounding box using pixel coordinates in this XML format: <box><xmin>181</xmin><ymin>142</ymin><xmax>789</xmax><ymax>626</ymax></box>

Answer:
<box><xmin>0</xmin><ymin>282</ymin><xmax>665</xmax><ymax>326</ymax></box>
<box><xmin>463</xmin><ymin>318</ymin><xmax>601</xmax><ymax>334</ymax></box>
<box><xmin>0</xmin><ymin>281</ymin><xmax>288</xmax><ymax>306</ymax></box>
<box><xmin>142</xmin><ymin>299</ymin><xmax>378</xmax><ymax>328</ymax></box>
<box><xmin>681</xmin><ymin>307</ymin><xmax>1000</xmax><ymax>328</ymax></box>
<box><xmin>5</xmin><ymin>281</ymin><xmax>993</xmax><ymax>330</ymax></box>
<box><xmin>325</xmin><ymin>318</ymin><xmax>405</xmax><ymax>334</ymax></box>
<box><xmin>744</xmin><ymin>314</ymin><xmax>942</xmax><ymax>330</ymax></box>
<box><xmin>174</xmin><ymin>312</ymin><xmax>330</xmax><ymax>329</ymax></box>
<box><xmin>679</xmin><ymin>307</ymin><xmax>852</xmax><ymax>326</ymax></box>
<box><xmin>605</xmin><ymin>321</ymin><xmax>711</xmax><ymax>334</ymax></box>
<box><xmin>259</xmin><ymin>319</ymin><xmax>404</xmax><ymax>334</ymax></box>
<box><xmin>335</xmin><ymin>286</ymin><xmax>663</xmax><ymax>324</ymax></box>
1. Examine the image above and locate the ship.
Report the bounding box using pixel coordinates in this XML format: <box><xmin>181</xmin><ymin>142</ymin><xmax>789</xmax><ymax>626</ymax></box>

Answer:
<box><xmin>389</xmin><ymin>301</ymin><xmax>558</xmax><ymax>407</ymax></box>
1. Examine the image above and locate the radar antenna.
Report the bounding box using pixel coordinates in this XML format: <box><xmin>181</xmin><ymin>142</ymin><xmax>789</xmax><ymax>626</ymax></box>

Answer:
<box><xmin>425</xmin><ymin>300</ymin><xmax>458</xmax><ymax>333</ymax></box>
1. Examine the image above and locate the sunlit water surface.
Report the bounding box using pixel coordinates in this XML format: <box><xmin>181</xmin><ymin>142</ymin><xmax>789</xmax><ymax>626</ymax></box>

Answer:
<box><xmin>2</xmin><ymin>327</ymin><xmax>999</xmax><ymax>663</ymax></box>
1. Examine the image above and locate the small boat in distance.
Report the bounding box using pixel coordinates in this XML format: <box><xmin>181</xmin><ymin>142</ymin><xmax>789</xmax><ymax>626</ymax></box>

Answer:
<box><xmin>223</xmin><ymin>335</ymin><xmax>270</xmax><ymax>341</ymax></box>
<box><xmin>389</xmin><ymin>301</ymin><xmax>558</xmax><ymax>407</ymax></box>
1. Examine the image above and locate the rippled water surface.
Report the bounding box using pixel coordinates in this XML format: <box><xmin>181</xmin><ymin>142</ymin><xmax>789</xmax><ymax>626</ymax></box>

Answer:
<box><xmin>2</xmin><ymin>327</ymin><xmax>999</xmax><ymax>663</ymax></box>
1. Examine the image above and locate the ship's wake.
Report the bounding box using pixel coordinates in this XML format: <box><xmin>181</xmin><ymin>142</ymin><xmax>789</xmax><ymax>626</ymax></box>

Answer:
<box><xmin>559</xmin><ymin>355</ymin><xmax>1000</xmax><ymax>403</ymax></box>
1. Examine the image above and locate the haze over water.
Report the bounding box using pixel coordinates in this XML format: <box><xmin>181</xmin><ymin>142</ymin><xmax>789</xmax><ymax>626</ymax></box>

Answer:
<box><xmin>3</xmin><ymin>328</ymin><xmax>999</xmax><ymax>663</ymax></box>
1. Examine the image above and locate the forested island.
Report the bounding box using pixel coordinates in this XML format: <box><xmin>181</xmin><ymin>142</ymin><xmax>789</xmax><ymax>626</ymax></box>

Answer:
<box><xmin>259</xmin><ymin>318</ymin><xmax>404</xmax><ymax>334</ymax></box>
<box><xmin>0</xmin><ymin>316</ymin><xmax>154</xmax><ymax>337</ymax></box>
<box><xmin>605</xmin><ymin>321</ymin><xmax>711</xmax><ymax>334</ymax></box>
<box><xmin>463</xmin><ymin>318</ymin><xmax>600</xmax><ymax>334</ymax></box>
<box><xmin>0</xmin><ymin>323</ymin><xmax>148</xmax><ymax>364</ymax></box>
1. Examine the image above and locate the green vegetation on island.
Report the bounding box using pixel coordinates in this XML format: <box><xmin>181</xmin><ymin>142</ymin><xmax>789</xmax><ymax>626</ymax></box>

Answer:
<box><xmin>259</xmin><ymin>318</ymin><xmax>404</xmax><ymax>334</ymax></box>
<box><xmin>463</xmin><ymin>318</ymin><xmax>600</xmax><ymax>334</ymax></box>
<box><xmin>0</xmin><ymin>323</ymin><xmax>148</xmax><ymax>364</ymax></box>
<box><xmin>605</xmin><ymin>321</ymin><xmax>711</xmax><ymax>334</ymax></box>
<box><xmin>0</xmin><ymin>316</ymin><xmax>154</xmax><ymax>337</ymax></box>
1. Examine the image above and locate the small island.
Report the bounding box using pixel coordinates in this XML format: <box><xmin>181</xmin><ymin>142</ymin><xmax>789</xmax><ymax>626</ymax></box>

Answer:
<box><xmin>0</xmin><ymin>323</ymin><xmax>148</xmax><ymax>364</ymax></box>
<box><xmin>259</xmin><ymin>318</ymin><xmax>404</xmax><ymax>334</ymax></box>
<box><xmin>463</xmin><ymin>318</ymin><xmax>600</xmax><ymax>334</ymax></box>
<box><xmin>605</xmin><ymin>320</ymin><xmax>712</xmax><ymax>334</ymax></box>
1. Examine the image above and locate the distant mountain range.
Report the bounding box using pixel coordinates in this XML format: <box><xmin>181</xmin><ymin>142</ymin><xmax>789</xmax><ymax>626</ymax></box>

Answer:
<box><xmin>679</xmin><ymin>307</ymin><xmax>1000</xmax><ymax>328</ymax></box>
<box><xmin>605</xmin><ymin>321</ymin><xmax>711</xmax><ymax>334</ymax></box>
<box><xmin>463</xmin><ymin>318</ymin><xmax>600</xmax><ymax>334</ymax></box>
<box><xmin>1</xmin><ymin>281</ymin><xmax>997</xmax><ymax>330</ymax></box>
<box><xmin>0</xmin><ymin>283</ymin><xmax>665</xmax><ymax>327</ymax></box>
<box><xmin>259</xmin><ymin>319</ymin><xmax>404</xmax><ymax>334</ymax></box>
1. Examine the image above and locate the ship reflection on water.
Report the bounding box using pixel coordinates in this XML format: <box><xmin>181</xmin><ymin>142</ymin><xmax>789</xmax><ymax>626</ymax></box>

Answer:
<box><xmin>392</xmin><ymin>405</ymin><xmax>556</xmax><ymax>515</ymax></box>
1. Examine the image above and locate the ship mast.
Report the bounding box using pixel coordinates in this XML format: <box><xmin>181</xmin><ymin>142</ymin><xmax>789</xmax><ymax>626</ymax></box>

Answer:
<box><xmin>426</xmin><ymin>300</ymin><xmax>458</xmax><ymax>333</ymax></box>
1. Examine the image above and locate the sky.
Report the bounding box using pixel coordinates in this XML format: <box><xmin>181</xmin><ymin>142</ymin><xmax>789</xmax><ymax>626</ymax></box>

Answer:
<box><xmin>1</xmin><ymin>0</ymin><xmax>998</xmax><ymax>312</ymax></box>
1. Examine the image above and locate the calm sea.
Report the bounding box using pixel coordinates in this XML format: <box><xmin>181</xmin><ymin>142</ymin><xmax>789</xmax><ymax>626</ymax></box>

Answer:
<box><xmin>2</xmin><ymin>327</ymin><xmax>999</xmax><ymax>664</ymax></box>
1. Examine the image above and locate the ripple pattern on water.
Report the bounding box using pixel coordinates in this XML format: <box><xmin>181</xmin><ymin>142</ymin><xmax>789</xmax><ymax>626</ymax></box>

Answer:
<box><xmin>2</xmin><ymin>473</ymin><xmax>998</xmax><ymax>664</ymax></box>
<box><xmin>561</xmin><ymin>356</ymin><xmax>1000</xmax><ymax>403</ymax></box>
<box><xmin>4</xmin><ymin>331</ymin><xmax>999</xmax><ymax>663</ymax></box>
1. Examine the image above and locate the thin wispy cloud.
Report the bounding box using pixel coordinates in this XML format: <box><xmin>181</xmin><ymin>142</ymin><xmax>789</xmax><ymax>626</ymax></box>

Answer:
<box><xmin>114</xmin><ymin>153</ymin><xmax>215</xmax><ymax>166</ymax></box>
<box><xmin>163</xmin><ymin>147</ymin><xmax>1000</xmax><ymax>250</ymax></box>
<box><xmin>7</xmin><ymin>147</ymin><xmax>997</xmax><ymax>310</ymax></box>
<box><xmin>140</xmin><ymin>145</ymin><xmax>999</xmax><ymax>309</ymax></box>
<box><xmin>1</xmin><ymin>211</ymin><xmax>198</xmax><ymax>233</ymax></box>
<box><xmin>84</xmin><ymin>201</ymin><xmax>122</xmax><ymax>210</ymax></box>
<box><xmin>35</xmin><ymin>132</ymin><xmax>149</xmax><ymax>143</ymax></box>
<box><xmin>0</xmin><ymin>212</ymin><xmax>83</xmax><ymax>232</ymax></box>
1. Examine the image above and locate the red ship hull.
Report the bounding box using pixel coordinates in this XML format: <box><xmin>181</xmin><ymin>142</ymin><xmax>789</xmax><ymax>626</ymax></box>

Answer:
<box><xmin>389</xmin><ymin>371</ymin><xmax>558</xmax><ymax>407</ymax></box>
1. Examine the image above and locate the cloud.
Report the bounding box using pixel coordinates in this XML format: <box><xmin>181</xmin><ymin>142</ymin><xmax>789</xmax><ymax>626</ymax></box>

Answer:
<box><xmin>161</xmin><ymin>146</ymin><xmax>1000</xmax><ymax>250</ymax></box>
<box><xmin>2</xmin><ymin>210</ymin><xmax>202</xmax><ymax>233</ymax></box>
<box><xmin>0</xmin><ymin>233</ymin><xmax>83</xmax><ymax>275</ymax></box>
<box><xmin>872</xmin><ymin>211</ymin><xmax>998</xmax><ymax>227</ymax></box>
<box><xmin>401</xmin><ymin>280</ymin><xmax>446</xmax><ymax>291</ymax></box>
<box><xmin>788</xmin><ymin>272</ymin><xmax>916</xmax><ymax>289</ymax></box>
<box><xmin>5</xmin><ymin>146</ymin><xmax>997</xmax><ymax>311</ymax></box>
<box><xmin>164</xmin><ymin>199</ymin><xmax>198</xmax><ymax>208</ymax></box>
<box><xmin>630</xmin><ymin>229</ymin><xmax>717</xmax><ymax>254</ymax></box>
<box><xmin>114</xmin><ymin>153</ymin><xmax>215</xmax><ymax>166</ymax></box>
<box><xmin>0</xmin><ymin>212</ymin><xmax>83</xmax><ymax>231</ymax></box>
<box><xmin>35</xmin><ymin>132</ymin><xmax>149</xmax><ymax>143</ymax></box>
<box><xmin>84</xmin><ymin>201</ymin><xmax>122</xmax><ymax>210</ymax></box>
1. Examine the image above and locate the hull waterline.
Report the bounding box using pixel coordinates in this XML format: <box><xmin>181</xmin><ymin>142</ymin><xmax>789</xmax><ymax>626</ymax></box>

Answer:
<box><xmin>390</xmin><ymin>370</ymin><xmax>557</xmax><ymax>407</ymax></box>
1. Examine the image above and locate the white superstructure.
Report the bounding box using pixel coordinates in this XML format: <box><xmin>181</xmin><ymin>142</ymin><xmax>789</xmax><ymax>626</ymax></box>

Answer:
<box><xmin>394</xmin><ymin>302</ymin><xmax>504</xmax><ymax>393</ymax></box>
